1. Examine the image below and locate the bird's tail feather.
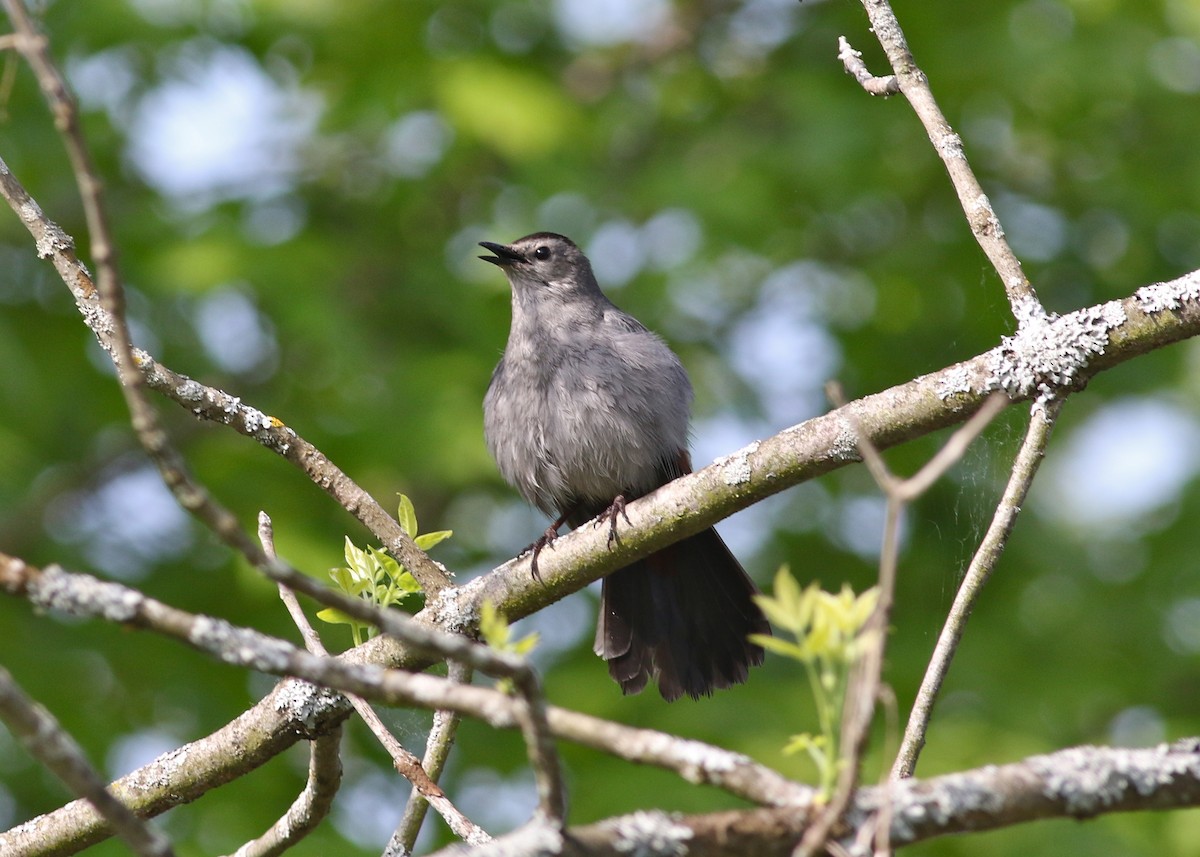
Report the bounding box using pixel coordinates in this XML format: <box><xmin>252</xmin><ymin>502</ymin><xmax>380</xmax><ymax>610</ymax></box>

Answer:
<box><xmin>593</xmin><ymin>526</ymin><xmax>770</xmax><ymax>702</ymax></box>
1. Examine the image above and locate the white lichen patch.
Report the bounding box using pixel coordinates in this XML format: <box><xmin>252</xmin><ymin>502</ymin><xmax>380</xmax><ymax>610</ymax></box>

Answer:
<box><xmin>672</xmin><ymin>738</ymin><xmax>740</xmax><ymax>774</ymax></box>
<box><xmin>882</xmin><ymin>763</ymin><xmax>1005</xmax><ymax>842</ymax></box>
<box><xmin>611</xmin><ymin>811</ymin><xmax>693</xmax><ymax>857</ymax></box>
<box><xmin>272</xmin><ymin>678</ymin><xmax>347</xmax><ymax>733</ymax></box>
<box><xmin>715</xmin><ymin>440</ymin><xmax>758</xmax><ymax>486</ymax></box>
<box><xmin>429</xmin><ymin>581</ymin><xmax>481</xmax><ymax>636</ymax></box>
<box><xmin>969</xmin><ymin>191</ymin><xmax>1002</xmax><ymax>233</ymax></box>
<box><xmin>241</xmin><ymin>406</ymin><xmax>275</xmax><ymax>433</ymax></box>
<box><xmin>936</xmin><ymin>364</ymin><xmax>974</xmax><ymax>400</ymax></box>
<box><xmin>188</xmin><ymin>616</ymin><xmax>294</xmax><ymax>673</ymax></box>
<box><xmin>31</xmin><ymin>566</ymin><xmax>141</xmax><ymax>624</ymax></box>
<box><xmin>174</xmin><ymin>379</ymin><xmax>205</xmax><ymax>402</ymax></box>
<box><xmin>829</xmin><ymin>415</ymin><xmax>862</xmax><ymax>462</ymax></box>
<box><xmin>985</xmin><ymin>300</ymin><xmax>1126</xmax><ymax>407</ymax></box>
<box><xmin>1134</xmin><ymin>269</ymin><xmax>1200</xmax><ymax>313</ymax></box>
<box><xmin>938</xmin><ymin>132</ymin><xmax>965</xmax><ymax>160</ymax></box>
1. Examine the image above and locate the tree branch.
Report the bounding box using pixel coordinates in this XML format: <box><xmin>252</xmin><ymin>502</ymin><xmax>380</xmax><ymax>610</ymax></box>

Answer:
<box><xmin>224</xmin><ymin>726</ymin><xmax>343</xmax><ymax>857</ymax></box>
<box><xmin>851</xmin><ymin>0</ymin><xmax>1041</xmax><ymax>319</ymax></box>
<box><xmin>0</xmin><ymin>665</ymin><xmax>176</xmax><ymax>857</ymax></box>
<box><xmin>428</xmin><ymin>741</ymin><xmax>1200</xmax><ymax>857</ymax></box>
<box><xmin>3</xmin><ymin>265</ymin><xmax>1197</xmax><ymax>854</ymax></box>
<box><xmin>892</xmin><ymin>400</ymin><xmax>1062</xmax><ymax>780</ymax></box>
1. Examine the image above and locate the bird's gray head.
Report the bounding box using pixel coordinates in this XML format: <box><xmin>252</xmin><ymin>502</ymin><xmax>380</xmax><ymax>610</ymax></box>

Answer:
<box><xmin>478</xmin><ymin>233</ymin><xmax>602</xmax><ymax>303</ymax></box>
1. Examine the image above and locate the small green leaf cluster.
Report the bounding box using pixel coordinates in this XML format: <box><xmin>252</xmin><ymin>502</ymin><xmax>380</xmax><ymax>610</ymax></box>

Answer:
<box><xmin>750</xmin><ymin>567</ymin><xmax>878</xmax><ymax>798</ymax></box>
<box><xmin>317</xmin><ymin>495</ymin><xmax>451</xmax><ymax>647</ymax></box>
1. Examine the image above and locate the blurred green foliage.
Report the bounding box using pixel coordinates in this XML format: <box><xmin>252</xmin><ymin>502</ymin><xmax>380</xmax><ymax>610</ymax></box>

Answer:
<box><xmin>2</xmin><ymin>1</ymin><xmax>1200</xmax><ymax>854</ymax></box>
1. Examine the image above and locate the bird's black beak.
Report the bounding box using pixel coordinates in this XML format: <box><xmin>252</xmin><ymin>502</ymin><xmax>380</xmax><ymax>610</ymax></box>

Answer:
<box><xmin>479</xmin><ymin>241</ymin><xmax>525</xmax><ymax>267</ymax></box>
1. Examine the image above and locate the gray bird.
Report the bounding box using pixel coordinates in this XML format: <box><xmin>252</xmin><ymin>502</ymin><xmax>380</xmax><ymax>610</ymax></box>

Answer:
<box><xmin>480</xmin><ymin>232</ymin><xmax>769</xmax><ymax>701</ymax></box>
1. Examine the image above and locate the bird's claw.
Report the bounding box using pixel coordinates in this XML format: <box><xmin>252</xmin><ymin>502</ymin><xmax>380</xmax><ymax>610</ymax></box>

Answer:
<box><xmin>525</xmin><ymin>525</ymin><xmax>560</xmax><ymax>582</ymax></box>
<box><xmin>595</xmin><ymin>495</ymin><xmax>631</xmax><ymax>547</ymax></box>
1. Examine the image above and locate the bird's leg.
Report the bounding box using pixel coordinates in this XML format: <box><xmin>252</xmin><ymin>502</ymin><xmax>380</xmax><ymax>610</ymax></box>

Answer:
<box><xmin>526</xmin><ymin>507</ymin><xmax>573</xmax><ymax>581</ymax></box>
<box><xmin>595</xmin><ymin>495</ymin><xmax>631</xmax><ymax>547</ymax></box>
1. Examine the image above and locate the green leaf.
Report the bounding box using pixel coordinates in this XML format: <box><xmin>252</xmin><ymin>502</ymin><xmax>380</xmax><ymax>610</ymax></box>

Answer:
<box><xmin>397</xmin><ymin>494</ymin><xmax>418</xmax><ymax>538</ymax></box>
<box><xmin>510</xmin><ymin>631</ymin><xmax>540</xmax><ymax>657</ymax></box>
<box><xmin>316</xmin><ymin>607</ymin><xmax>359</xmax><ymax>627</ymax></box>
<box><xmin>415</xmin><ymin>530</ymin><xmax>453</xmax><ymax>551</ymax></box>
<box><xmin>343</xmin><ymin>537</ymin><xmax>374</xmax><ymax>582</ymax></box>
<box><xmin>368</xmin><ymin>547</ymin><xmax>404</xmax><ymax>579</ymax></box>
<box><xmin>479</xmin><ymin>600</ymin><xmax>509</xmax><ymax>649</ymax></box>
<box><xmin>392</xmin><ymin>571</ymin><xmax>422</xmax><ymax>594</ymax></box>
<box><xmin>752</xmin><ymin>635</ymin><xmax>811</xmax><ymax>661</ymax></box>
<box><xmin>753</xmin><ymin>592</ymin><xmax>801</xmax><ymax>635</ymax></box>
<box><xmin>783</xmin><ymin>732</ymin><xmax>822</xmax><ymax>755</ymax></box>
<box><xmin>328</xmin><ymin>566</ymin><xmax>369</xmax><ymax>597</ymax></box>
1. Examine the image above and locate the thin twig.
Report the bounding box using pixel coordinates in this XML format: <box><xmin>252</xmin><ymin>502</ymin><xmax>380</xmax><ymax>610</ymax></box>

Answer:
<box><xmin>797</xmin><ymin>386</ymin><xmax>1007</xmax><ymax>857</ymax></box>
<box><xmin>214</xmin><ymin>514</ymin><xmax>346</xmax><ymax>857</ymax></box>
<box><xmin>389</xmin><ymin>661</ymin><xmax>475</xmax><ymax>856</ymax></box>
<box><xmin>227</xmin><ymin>727</ymin><xmax>343</xmax><ymax>857</ymax></box>
<box><xmin>0</xmin><ymin>665</ymin><xmax>176</xmax><ymax>857</ymax></box>
<box><xmin>0</xmin><ymin>55</ymin><xmax>555</xmax><ymax>780</ymax></box>
<box><xmin>837</xmin><ymin>36</ymin><xmax>898</xmax><ymax>96</ymax></box>
<box><xmin>848</xmin><ymin>1</ymin><xmax>1043</xmax><ymax>320</ymax></box>
<box><xmin>891</xmin><ymin>400</ymin><xmax>1061</xmax><ymax>779</ymax></box>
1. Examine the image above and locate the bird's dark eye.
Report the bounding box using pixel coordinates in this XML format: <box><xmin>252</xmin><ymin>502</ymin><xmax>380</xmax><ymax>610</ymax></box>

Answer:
<box><xmin>534</xmin><ymin>246</ymin><xmax>551</xmax><ymax>260</ymax></box>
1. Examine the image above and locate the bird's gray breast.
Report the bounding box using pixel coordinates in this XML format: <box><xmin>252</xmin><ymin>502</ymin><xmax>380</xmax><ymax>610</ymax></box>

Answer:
<box><xmin>484</xmin><ymin>317</ymin><xmax>692</xmax><ymax>515</ymax></box>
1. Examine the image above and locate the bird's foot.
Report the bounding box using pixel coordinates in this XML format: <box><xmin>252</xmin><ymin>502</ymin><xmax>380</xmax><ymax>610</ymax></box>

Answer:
<box><xmin>524</xmin><ymin>525</ymin><xmax>561</xmax><ymax>581</ymax></box>
<box><xmin>595</xmin><ymin>495</ymin><xmax>631</xmax><ymax>547</ymax></box>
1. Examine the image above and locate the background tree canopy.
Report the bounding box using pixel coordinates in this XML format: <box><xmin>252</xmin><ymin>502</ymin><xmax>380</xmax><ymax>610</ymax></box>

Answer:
<box><xmin>2</xmin><ymin>0</ymin><xmax>1200</xmax><ymax>854</ymax></box>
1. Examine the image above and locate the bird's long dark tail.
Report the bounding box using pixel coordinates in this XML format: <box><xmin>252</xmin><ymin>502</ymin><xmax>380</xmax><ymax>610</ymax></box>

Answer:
<box><xmin>593</xmin><ymin>527</ymin><xmax>770</xmax><ymax>702</ymax></box>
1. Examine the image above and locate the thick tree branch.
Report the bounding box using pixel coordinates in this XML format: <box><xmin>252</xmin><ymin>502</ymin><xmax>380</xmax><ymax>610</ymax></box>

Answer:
<box><xmin>0</xmin><ymin>547</ymin><xmax>567</xmax><ymax>828</ymax></box>
<box><xmin>448</xmin><ymin>271</ymin><xmax>1200</xmax><ymax>628</ymax></box>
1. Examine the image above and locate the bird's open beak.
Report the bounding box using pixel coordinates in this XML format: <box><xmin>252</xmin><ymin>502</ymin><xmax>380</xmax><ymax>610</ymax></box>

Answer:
<box><xmin>479</xmin><ymin>241</ymin><xmax>525</xmax><ymax>267</ymax></box>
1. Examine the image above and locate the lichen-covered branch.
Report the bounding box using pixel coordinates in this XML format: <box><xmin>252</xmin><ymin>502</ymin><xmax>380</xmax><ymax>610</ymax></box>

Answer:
<box><xmin>429</xmin><ymin>741</ymin><xmax>1200</xmax><ymax>857</ymax></box>
<box><xmin>450</xmin><ymin>271</ymin><xmax>1200</xmax><ymax>626</ymax></box>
